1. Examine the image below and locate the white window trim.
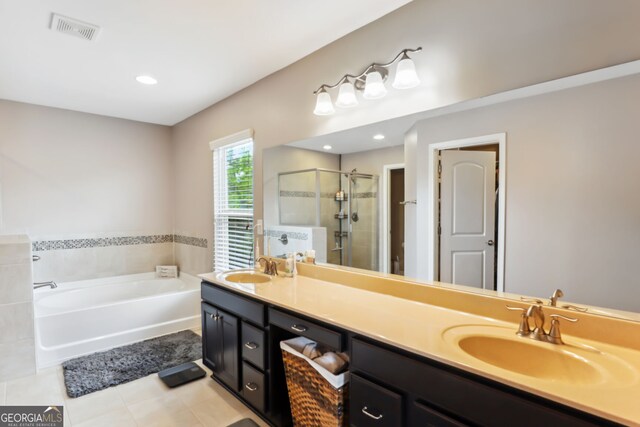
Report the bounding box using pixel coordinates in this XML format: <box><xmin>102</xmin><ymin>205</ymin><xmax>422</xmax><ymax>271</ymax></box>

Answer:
<box><xmin>211</xmin><ymin>129</ymin><xmax>255</xmax><ymax>272</ymax></box>
<box><xmin>209</xmin><ymin>129</ymin><xmax>254</xmax><ymax>152</ymax></box>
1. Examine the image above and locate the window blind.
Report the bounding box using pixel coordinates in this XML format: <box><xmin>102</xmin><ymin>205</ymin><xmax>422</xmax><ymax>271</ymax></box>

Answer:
<box><xmin>213</xmin><ymin>139</ymin><xmax>254</xmax><ymax>271</ymax></box>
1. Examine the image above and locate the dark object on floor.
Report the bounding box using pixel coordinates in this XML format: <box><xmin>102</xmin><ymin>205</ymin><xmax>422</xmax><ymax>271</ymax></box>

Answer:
<box><xmin>227</xmin><ymin>419</ymin><xmax>260</xmax><ymax>427</ymax></box>
<box><xmin>158</xmin><ymin>361</ymin><xmax>206</xmax><ymax>388</ymax></box>
<box><xmin>62</xmin><ymin>330</ymin><xmax>202</xmax><ymax>398</ymax></box>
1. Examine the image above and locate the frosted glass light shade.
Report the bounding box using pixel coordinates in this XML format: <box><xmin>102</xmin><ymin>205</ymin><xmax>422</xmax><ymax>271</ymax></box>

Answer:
<box><xmin>363</xmin><ymin>71</ymin><xmax>387</xmax><ymax>99</ymax></box>
<box><xmin>392</xmin><ymin>57</ymin><xmax>420</xmax><ymax>89</ymax></box>
<box><xmin>313</xmin><ymin>89</ymin><xmax>335</xmax><ymax>115</ymax></box>
<box><xmin>335</xmin><ymin>81</ymin><xmax>358</xmax><ymax>108</ymax></box>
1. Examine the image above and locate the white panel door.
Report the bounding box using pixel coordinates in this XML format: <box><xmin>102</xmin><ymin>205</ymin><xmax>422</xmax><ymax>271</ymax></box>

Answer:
<box><xmin>439</xmin><ymin>150</ymin><xmax>496</xmax><ymax>289</ymax></box>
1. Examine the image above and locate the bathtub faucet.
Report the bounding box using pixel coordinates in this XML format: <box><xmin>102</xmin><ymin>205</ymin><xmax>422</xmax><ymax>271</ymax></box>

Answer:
<box><xmin>34</xmin><ymin>281</ymin><xmax>57</xmax><ymax>290</ymax></box>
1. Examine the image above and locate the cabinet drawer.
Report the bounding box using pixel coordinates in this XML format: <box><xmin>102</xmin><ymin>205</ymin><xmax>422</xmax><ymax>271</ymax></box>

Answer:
<box><xmin>242</xmin><ymin>362</ymin><xmax>266</xmax><ymax>412</ymax></box>
<box><xmin>241</xmin><ymin>322</ymin><xmax>265</xmax><ymax>370</ymax></box>
<box><xmin>269</xmin><ymin>308</ymin><xmax>343</xmax><ymax>351</ymax></box>
<box><xmin>409</xmin><ymin>401</ymin><xmax>467</xmax><ymax>427</ymax></box>
<box><xmin>202</xmin><ymin>282</ymin><xmax>265</xmax><ymax>326</ymax></box>
<box><xmin>350</xmin><ymin>374</ymin><xmax>402</xmax><ymax>427</ymax></box>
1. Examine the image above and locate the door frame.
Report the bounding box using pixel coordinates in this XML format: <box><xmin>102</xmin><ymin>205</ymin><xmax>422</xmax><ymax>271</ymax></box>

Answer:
<box><xmin>426</xmin><ymin>133</ymin><xmax>506</xmax><ymax>291</ymax></box>
<box><xmin>381</xmin><ymin>163</ymin><xmax>405</xmax><ymax>273</ymax></box>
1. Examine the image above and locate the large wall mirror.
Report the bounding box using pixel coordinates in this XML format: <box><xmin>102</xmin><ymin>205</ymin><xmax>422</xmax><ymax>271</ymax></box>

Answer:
<box><xmin>262</xmin><ymin>65</ymin><xmax>640</xmax><ymax>322</ymax></box>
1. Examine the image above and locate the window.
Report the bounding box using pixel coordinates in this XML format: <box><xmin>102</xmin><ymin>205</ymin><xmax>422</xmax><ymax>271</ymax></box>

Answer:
<box><xmin>213</xmin><ymin>138</ymin><xmax>254</xmax><ymax>271</ymax></box>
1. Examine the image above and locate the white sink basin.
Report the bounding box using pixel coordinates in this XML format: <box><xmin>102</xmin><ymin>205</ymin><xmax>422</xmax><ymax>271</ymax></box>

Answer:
<box><xmin>442</xmin><ymin>325</ymin><xmax>637</xmax><ymax>387</ymax></box>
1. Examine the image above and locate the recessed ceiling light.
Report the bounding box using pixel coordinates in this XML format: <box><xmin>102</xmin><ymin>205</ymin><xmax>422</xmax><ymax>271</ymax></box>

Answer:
<box><xmin>373</xmin><ymin>134</ymin><xmax>385</xmax><ymax>140</ymax></box>
<box><xmin>323</xmin><ymin>145</ymin><xmax>332</xmax><ymax>150</ymax></box>
<box><xmin>136</xmin><ymin>75</ymin><xmax>158</xmax><ymax>85</ymax></box>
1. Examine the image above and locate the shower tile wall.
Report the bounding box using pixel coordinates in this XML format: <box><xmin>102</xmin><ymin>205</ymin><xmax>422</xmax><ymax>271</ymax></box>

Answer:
<box><xmin>0</xmin><ymin>235</ymin><xmax>36</xmax><ymax>381</ymax></box>
<box><xmin>350</xmin><ymin>189</ymin><xmax>379</xmax><ymax>271</ymax></box>
<box><xmin>279</xmin><ymin>171</ymin><xmax>317</xmax><ymax>225</ymax></box>
<box><xmin>319</xmin><ymin>171</ymin><xmax>342</xmax><ymax>266</ymax></box>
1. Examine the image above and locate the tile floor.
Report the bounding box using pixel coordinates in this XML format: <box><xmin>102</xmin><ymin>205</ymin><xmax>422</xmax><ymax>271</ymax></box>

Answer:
<box><xmin>0</xmin><ymin>330</ymin><xmax>269</xmax><ymax>427</ymax></box>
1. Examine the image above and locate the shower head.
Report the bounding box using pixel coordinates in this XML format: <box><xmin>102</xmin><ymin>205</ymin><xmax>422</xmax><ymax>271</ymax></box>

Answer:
<box><xmin>350</xmin><ymin>168</ymin><xmax>358</xmax><ymax>184</ymax></box>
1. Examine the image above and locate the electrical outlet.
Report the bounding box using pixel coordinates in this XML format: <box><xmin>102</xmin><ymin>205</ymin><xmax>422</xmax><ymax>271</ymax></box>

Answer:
<box><xmin>256</xmin><ymin>219</ymin><xmax>263</xmax><ymax>235</ymax></box>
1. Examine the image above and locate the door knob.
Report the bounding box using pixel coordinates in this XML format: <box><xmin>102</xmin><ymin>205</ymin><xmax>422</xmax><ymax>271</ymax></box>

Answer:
<box><xmin>487</xmin><ymin>240</ymin><xmax>494</xmax><ymax>246</ymax></box>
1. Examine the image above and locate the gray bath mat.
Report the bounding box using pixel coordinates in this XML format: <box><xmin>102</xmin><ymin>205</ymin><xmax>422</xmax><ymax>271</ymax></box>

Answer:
<box><xmin>62</xmin><ymin>330</ymin><xmax>202</xmax><ymax>398</ymax></box>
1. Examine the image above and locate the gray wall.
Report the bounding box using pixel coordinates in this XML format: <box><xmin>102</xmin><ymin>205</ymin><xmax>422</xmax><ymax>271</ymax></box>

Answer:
<box><xmin>0</xmin><ymin>100</ymin><xmax>175</xmax><ymax>282</ymax></box>
<box><xmin>413</xmin><ymin>73</ymin><xmax>640</xmax><ymax>312</ymax></box>
<box><xmin>171</xmin><ymin>0</ymin><xmax>640</xmax><ymax>274</ymax></box>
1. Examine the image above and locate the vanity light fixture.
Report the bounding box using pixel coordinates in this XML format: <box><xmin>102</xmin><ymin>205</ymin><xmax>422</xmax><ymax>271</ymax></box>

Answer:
<box><xmin>136</xmin><ymin>75</ymin><xmax>158</xmax><ymax>85</ymax></box>
<box><xmin>313</xmin><ymin>87</ymin><xmax>335</xmax><ymax>115</ymax></box>
<box><xmin>335</xmin><ymin>79</ymin><xmax>358</xmax><ymax>108</ymax></box>
<box><xmin>373</xmin><ymin>134</ymin><xmax>385</xmax><ymax>141</ymax></box>
<box><xmin>323</xmin><ymin>145</ymin><xmax>332</xmax><ymax>150</ymax></box>
<box><xmin>313</xmin><ymin>47</ymin><xmax>421</xmax><ymax>115</ymax></box>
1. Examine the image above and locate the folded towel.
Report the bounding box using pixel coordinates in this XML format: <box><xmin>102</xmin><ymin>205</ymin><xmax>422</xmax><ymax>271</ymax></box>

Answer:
<box><xmin>285</xmin><ymin>336</ymin><xmax>312</xmax><ymax>353</ymax></box>
<box><xmin>314</xmin><ymin>352</ymin><xmax>348</xmax><ymax>374</ymax></box>
<box><xmin>302</xmin><ymin>342</ymin><xmax>323</xmax><ymax>359</ymax></box>
<box><xmin>337</xmin><ymin>352</ymin><xmax>350</xmax><ymax>363</ymax></box>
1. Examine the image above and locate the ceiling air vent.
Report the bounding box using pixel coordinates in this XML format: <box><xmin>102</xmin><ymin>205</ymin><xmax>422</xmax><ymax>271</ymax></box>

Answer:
<box><xmin>50</xmin><ymin>13</ymin><xmax>100</xmax><ymax>41</ymax></box>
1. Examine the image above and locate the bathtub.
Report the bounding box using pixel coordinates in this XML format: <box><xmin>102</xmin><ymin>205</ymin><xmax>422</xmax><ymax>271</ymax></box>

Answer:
<box><xmin>34</xmin><ymin>272</ymin><xmax>201</xmax><ymax>368</ymax></box>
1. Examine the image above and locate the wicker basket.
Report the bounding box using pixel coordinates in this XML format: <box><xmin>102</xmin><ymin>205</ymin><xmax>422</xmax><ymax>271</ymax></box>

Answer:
<box><xmin>281</xmin><ymin>340</ymin><xmax>349</xmax><ymax>427</ymax></box>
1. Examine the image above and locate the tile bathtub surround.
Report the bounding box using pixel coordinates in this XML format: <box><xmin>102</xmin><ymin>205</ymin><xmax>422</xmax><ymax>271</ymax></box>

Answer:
<box><xmin>174</xmin><ymin>244</ymin><xmax>210</xmax><ymax>276</ymax></box>
<box><xmin>0</xmin><ymin>235</ymin><xmax>36</xmax><ymax>381</ymax></box>
<box><xmin>264</xmin><ymin>229</ymin><xmax>308</xmax><ymax>241</ymax></box>
<box><xmin>31</xmin><ymin>232</ymin><xmax>209</xmax><ymax>282</ymax></box>
<box><xmin>264</xmin><ymin>226</ymin><xmax>327</xmax><ymax>263</ymax></box>
<box><xmin>32</xmin><ymin>233</ymin><xmax>208</xmax><ymax>252</ymax></box>
<box><xmin>33</xmin><ymin>243</ymin><xmax>174</xmax><ymax>283</ymax></box>
<box><xmin>173</xmin><ymin>234</ymin><xmax>208</xmax><ymax>249</ymax></box>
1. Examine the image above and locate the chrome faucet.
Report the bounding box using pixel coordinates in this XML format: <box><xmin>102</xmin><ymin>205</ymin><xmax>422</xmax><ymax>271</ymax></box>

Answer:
<box><xmin>507</xmin><ymin>304</ymin><xmax>578</xmax><ymax>345</ymax></box>
<box><xmin>34</xmin><ymin>281</ymin><xmax>57</xmax><ymax>290</ymax></box>
<box><xmin>257</xmin><ymin>257</ymin><xmax>279</xmax><ymax>276</ymax></box>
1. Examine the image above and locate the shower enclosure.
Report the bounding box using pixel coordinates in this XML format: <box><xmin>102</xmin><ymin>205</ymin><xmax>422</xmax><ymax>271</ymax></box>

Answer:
<box><xmin>278</xmin><ymin>168</ymin><xmax>379</xmax><ymax>271</ymax></box>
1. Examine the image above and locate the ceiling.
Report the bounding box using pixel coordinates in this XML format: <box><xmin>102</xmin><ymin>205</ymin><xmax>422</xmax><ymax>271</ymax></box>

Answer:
<box><xmin>0</xmin><ymin>0</ymin><xmax>411</xmax><ymax>125</ymax></box>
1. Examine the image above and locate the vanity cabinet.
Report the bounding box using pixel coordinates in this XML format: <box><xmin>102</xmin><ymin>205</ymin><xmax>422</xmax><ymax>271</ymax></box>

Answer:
<box><xmin>350</xmin><ymin>338</ymin><xmax>619</xmax><ymax>427</ymax></box>
<box><xmin>202</xmin><ymin>279</ymin><xmax>621</xmax><ymax>427</ymax></box>
<box><xmin>201</xmin><ymin>282</ymin><xmax>271</xmax><ymax>423</ymax></box>
<box><xmin>201</xmin><ymin>302</ymin><xmax>240</xmax><ymax>391</ymax></box>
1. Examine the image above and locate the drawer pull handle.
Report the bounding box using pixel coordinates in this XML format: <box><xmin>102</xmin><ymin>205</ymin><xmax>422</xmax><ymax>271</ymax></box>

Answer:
<box><xmin>209</xmin><ymin>314</ymin><xmax>220</xmax><ymax>321</ymax></box>
<box><xmin>290</xmin><ymin>324</ymin><xmax>308</xmax><ymax>333</ymax></box>
<box><xmin>244</xmin><ymin>342</ymin><xmax>258</xmax><ymax>350</ymax></box>
<box><xmin>245</xmin><ymin>382</ymin><xmax>258</xmax><ymax>392</ymax></box>
<box><xmin>362</xmin><ymin>406</ymin><xmax>383</xmax><ymax>420</ymax></box>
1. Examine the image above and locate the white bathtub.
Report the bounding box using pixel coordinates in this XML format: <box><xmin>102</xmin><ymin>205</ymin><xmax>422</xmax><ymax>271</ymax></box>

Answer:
<box><xmin>34</xmin><ymin>272</ymin><xmax>201</xmax><ymax>368</ymax></box>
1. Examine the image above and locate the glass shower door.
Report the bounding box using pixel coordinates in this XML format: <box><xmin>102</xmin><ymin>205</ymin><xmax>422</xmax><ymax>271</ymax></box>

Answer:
<box><xmin>348</xmin><ymin>174</ymin><xmax>379</xmax><ymax>271</ymax></box>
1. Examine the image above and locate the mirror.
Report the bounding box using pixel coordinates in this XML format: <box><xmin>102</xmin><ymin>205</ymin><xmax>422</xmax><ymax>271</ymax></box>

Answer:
<box><xmin>263</xmin><ymin>67</ymin><xmax>640</xmax><ymax>321</ymax></box>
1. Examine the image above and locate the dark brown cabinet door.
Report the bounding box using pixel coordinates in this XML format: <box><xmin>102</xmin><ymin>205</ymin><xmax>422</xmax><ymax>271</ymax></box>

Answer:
<box><xmin>201</xmin><ymin>302</ymin><xmax>240</xmax><ymax>391</ymax></box>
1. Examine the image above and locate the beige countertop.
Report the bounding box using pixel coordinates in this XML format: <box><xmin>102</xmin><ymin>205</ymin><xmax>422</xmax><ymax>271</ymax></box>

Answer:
<box><xmin>200</xmin><ymin>267</ymin><xmax>640</xmax><ymax>425</ymax></box>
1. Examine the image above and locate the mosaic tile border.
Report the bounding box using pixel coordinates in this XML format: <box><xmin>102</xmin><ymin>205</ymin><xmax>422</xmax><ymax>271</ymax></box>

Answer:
<box><xmin>280</xmin><ymin>190</ymin><xmax>316</xmax><ymax>198</ymax></box>
<box><xmin>353</xmin><ymin>192</ymin><xmax>377</xmax><ymax>199</ymax></box>
<box><xmin>280</xmin><ymin>190</ymin><xmax>377</xmax><ymax>199</ymax></box>
<box><xmin>174</xmin><ymin>234</ymin><xmax>208</xmax><ymax>248</ymax></box>
<box><xmin>264</xmin><ymin>229</ymin><xmax>308</xmax><ymax>241</ymax></box>
<box><xmin>33</xmin><ymin>234</ymin><xmax>208</xmax><ymax>251</ymax></box>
